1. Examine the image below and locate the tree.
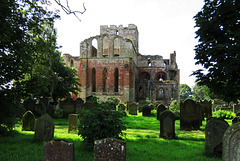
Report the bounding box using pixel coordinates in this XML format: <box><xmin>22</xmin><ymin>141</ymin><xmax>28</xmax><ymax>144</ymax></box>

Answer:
<box><xmin>192</xmin><ymin>0</ymin><xmax>240</xmax><ymax>103</ymax></box>
<box><xmin>192</xmin><ymin>83</ymin><xmax>217</xmax><ymax>101</ymax></box>
<box><xmin>179</xmin><ymin>84</ymin><xmax>192</xmax><ymax>101</ymax></box>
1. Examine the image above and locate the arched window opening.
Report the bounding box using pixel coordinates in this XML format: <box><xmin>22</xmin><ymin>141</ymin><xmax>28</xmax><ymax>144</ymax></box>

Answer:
<box><xmin>140</xmin><ymin>72</ymin><xmax>150</xmax><ymax>80</ymax></box>
<box><xmin>92</xmin><ymin>38</ymin><xmax>98</xmax><ymax>57</ymax></box>
<box><xmin>156</xmin><ymin>72</ymin><xmax>167</xmax><ymax>81</ymax></box>
<box><xmin>114</xmin><ymin>38</ymin><xmax>120</xmax><ymax>56</ymax></box>
<box><xmin>157</xmin><ymin>88</ymin><xmax>164</xmax><ymax>99</ymax></box>
<box><xmin>114</xmin><ymin>68</ymin><xmax>119</xmax><ymax>92</ymax></box>
<box><xmin>92</xmin><ymin>68</ymin><xmax>96</xmax><ymax>92</ymax></box>
<box><xmin>70</xmin><ymin>59</ymin><xmax>74</xmax><ymax>67</ymax></box>
<box><xmin>103</xmin><ymin>68</ymin><xmax>107</xmax><ymax>92</ymax></box>
<box><xmin>148</xmin><ymin>58</ymin><xmax>152</xmax><ymax>67</ymax></box>
<box><xmin>103</xmin><ymin>36</ymin><xmax>109</xmax><ymax>57</ymax></box>
<box><xmin>116</xmin><ymin>30</ymin><xmax>119</xmax><ymax>35</ymax></box>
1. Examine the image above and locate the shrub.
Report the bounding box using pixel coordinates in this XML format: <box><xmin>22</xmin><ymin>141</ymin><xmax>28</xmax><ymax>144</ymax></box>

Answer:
<box><xmin>213</xmin><ymin>110</ymin><xmax>236</xmax><ymax>119</ymax></box>
<box><xmin>78</xmin><ymin>97</ymin><xmax>126</xmax><ymax>143</ymax></box>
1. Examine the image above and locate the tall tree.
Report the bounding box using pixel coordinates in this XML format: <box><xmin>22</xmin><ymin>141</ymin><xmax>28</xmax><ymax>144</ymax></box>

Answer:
<box><xmin>180</xmin><ymin>84</ymin><xmax>192</xmax><ymax>101</ymax></box>
<box><xmin>192</xmin><ymin>0</ymin><xmax>240</xmax><ymax>103</ymax></box>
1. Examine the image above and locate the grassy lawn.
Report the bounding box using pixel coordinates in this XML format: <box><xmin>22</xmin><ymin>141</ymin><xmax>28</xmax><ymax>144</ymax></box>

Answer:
<box><xmin>0</xmin><ymin>111</ymin><xmax>225</xmax><ymax>161</ymax></box>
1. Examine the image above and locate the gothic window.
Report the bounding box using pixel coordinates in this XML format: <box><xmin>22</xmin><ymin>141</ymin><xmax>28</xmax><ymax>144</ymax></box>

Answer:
<box><xmin>103</xmin><ymin>36</ymin><xmax>109</xmax><ymax>57</ymax></box>
<box><xmin>103</xmin><ymin>68</ymin><xmax>107</xmax><ymax>92</ymax></box>
<box><xmin>140</xmin><ymin>72</ymin><xmax>150</xmax><ymax>80</ymax></box>
<box><xmin>92</xmin><ymin>68</ymin><xmax>96</xmax><ymax>92</ymax></box>
<box><xmin>92</xmin><ymin>38</ymin><xmax>98</xmax><ymax>57</ymax></box>
<box><xmin>114</xmin><ymin>68</ymin><xmax>119</xmax><ymax>92</ymax></box>
<box><xmin>156</xmin><ymin>72</ymin><xmax>167</xmax><ymax>81</ymax></box>
<box><xmin>70</xmin><ymin>59</ymin><xmax>74</xmax><ymax>67</ymax></box>
<box><xmin>114</xmin><ymin>38</ymin><xmax>120</xmax><ymax>56</ymax></box>
<box><xmin>157</xmin><ymin>88</ymin><xmax>164</xmax><ymax>99</ymax></box>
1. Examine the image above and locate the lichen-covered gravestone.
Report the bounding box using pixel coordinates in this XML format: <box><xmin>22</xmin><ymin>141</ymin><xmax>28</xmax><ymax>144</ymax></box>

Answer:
<box><xmin>68</xmin><ymin>114</ymin><xmax>78</xmax><ymax>133</ymax></box>
<box><xmin>61</xmin><ymin>98</ymin><xmax>75</xmax><ymax>118</ymax></box>
<box><xmin>180</xmin><ymin>99</ymin><xmax>202</xmax><ymax>130</ymax></box>
<box><xmin>43</xmin><ymin>139</ymin><xmax>74</xmax><ymax>161</ymax></box>
<box><xmin>34</xmin><ymin>113</ymin><xmax>54</xmax><ymax>141</ymax></box>
<box><xmin>22</xmin><ymin>111</ymin><xmax>35</xmax><ymax>131</ymax></box>
<box><xmin>200</xmin><ymin>100</ymin><xmax>212</xmax><ymax>119</ymax></box>
<box><xmin>223</xmin><ymin>122</ymin><xmax>240</xmax><ymax>161</ymax></box>
<box><xmin>157</xmin><ymin>104</ymin><xmax>167</xmax><ymax>120</ymax></box>
<box><xmin>142</xmin><ymin>105</ymin><xmax>151</xmax><ymax>116</ymax></box>
<box><xmin>159</xmin><ymin>110</ymin><xmax>176</xmax><ymax>139</ymax></box>
<box><xmin>94</xmin><ymin>138</ymin><xmax>126</xmax><ymax>161</ymax></box>
<box><xmin>128</xmin><ymin>103</ymin><xmax>137</xmax><ymax>115</ymax></box>
<box><xmin>205</xmin><ymin>117</ymin><xmax>229</xmax><ymax>156</ymax></box>
<box><xmin>75</xmin><ymin>98</ymin><xmax>84</xmax><ymax>113</ymax></box>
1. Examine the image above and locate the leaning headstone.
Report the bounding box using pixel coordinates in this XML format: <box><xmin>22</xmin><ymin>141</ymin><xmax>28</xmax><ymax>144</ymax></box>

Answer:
<box><xmin>222</xmin><ymin>122</ymin><xmax>240</xmax><ymax>161</ymax></box>
<box><xmin>34</xmin><ymin>113</ymin><xmax>54</xmax><ymax>141</ymax></box>
<box><xmin>128</xmin><ymin>103</ymin><xmax>137</xmax><ymax>115</ymax></box>
<box><xmin>142</xmin><ymin>105</ymin><xmax>151</xmax><ymax>116</ymax></box>
<box><xmin>157</xmin><ymin>104</ymin><xmax>167</xmax><ymax>120</ymax></box>
<box><xmin>205</xmin><ymin>117</ymin><xmax>229</xmax><ymax>156</ymax></box>
<box><xmin>94</xmin><ymin>138</ymin><xmax>126</xmax><ymax>161</ymax></box>
<box><xmin>22</xmin><ymin>111</ymin><xmax>35</xmax><ymax>131</ymax></box>
<box><xmin>180</xmin><ymin>99</ymin><xmax>202</xmax><ymax>130</ymax></box>
<box><xmin>43</xmin><ymin>139</ymin><xmax>74</xmax><ymax>161</ymax></box>
<box><xmin>61</xmin><ymin>98</ymin><xmax>75</xmax><ymax>118</ymax></box>
<box><xmin>159</xmin><ymin>110</ymin><xmax>176</xmax><ymax>139</ymax></box>
<box><xmin>68</xmin><ymin>114</ymin><xmax>78</xmax><ymax>133</ymax></box>
<box><xmin>75</xmin><ymin>98</ymin><xmax>84</xmax><ymax>113</ymax></box>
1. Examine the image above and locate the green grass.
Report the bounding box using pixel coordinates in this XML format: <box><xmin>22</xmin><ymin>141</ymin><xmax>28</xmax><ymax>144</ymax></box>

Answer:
<box><xmin>0</xmin><ymin>113</ymin><xmax>226</xmax><ymax>161</ymax></box>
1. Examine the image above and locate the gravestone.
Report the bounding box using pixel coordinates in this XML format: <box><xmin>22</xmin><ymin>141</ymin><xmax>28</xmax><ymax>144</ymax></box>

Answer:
<box><xmin>35</xmin><ymin>102</ymin><xmax>46</xmax><ymax>116</ymax></box>
<box><xmin>23</xmin><ymin>98</ymin><xmax>36</xmax><ymax>114</ymax></box>
<box><xmin>47</xmin><ymin>102</ymin><xmax>55</xmax><ymax>118</ymax></box>
<box><xmin>138</xmin><ymin>100</ymin><xmax>149</xmax><ymax>112</ymax></box>
<box><xmin>223</xmin><ymin>122</ymin><xmax>240</xmax><ymax>161</ymax></box>
<box><xmin>75</xmin><ymin>98</ymin><xmax>84</xmax><ymax>113</ymax></box>
<box><xmin>22</xmin><ymin>111</ymin><xmax>35</xmax><ymax>131</ymax></box>
<box><xmin>142</xmin><ymin>105</ymin><xmax>151</xmax><ymax>116</ymax></box>
<box><xmin>44</xmin><ymin>139</ymin><xmax>74</xmax><ymax>161</ymax></box>
<box><xmin>180</xmin><ymin>99</ymin><xmax>202</xmax><ymax>130</ymax></box>
<box><xmin>68</xmin><ymin>114</ymin><xmax>78</xmax><ymax>133</ymax></box>
<box><xmin>205</xmin><ymin>117</ymin><xmax>229</xmax><ymax>155</ymax></box>
<box><xmin>233</xmin><ymin>104</ymin><xmax>240</xmax><ymax>113</ymax></box>
<box><xmin>61</xmin><ymin>98</ymin><xmax>75</xmax><ymax>118</ymax></box>
<box><xmin>34</xmin><ymin>113</ymin><xmax>54</xmax><ymax>141</ymax></box>
<box><xmin>40</xmin><ymin>97</ymin><xmax>49</xmax><ymax>110</ymax></box>
<box><xmin>128</xmin><ymin>103</ymin><xmax>137</xmax><ymax>115</ymax></box>
<box><xmin>159</xmin><ymin>110</ymin><xmax>176</xmax><ymax>139</ymax></box>
<box><xmin>200</xmin><ymin>100</ymin><xmax>212</xmax><ymax>119</ymax></box>
<box><xmin>157</xmin><ymin>104</ymin><xmax>167</xmax><ymax>120</ymax></box>
<box><xmin>94</xmin><ymin>138</ymin><xmax>126</xmax><ymax>161</ymax></box>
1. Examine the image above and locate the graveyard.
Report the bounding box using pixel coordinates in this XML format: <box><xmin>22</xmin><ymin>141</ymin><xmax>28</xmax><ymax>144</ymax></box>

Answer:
<box><xmin>0</xmin><ymin>104</ymin><xmax>232</xmax><ymax>161</ymax></box>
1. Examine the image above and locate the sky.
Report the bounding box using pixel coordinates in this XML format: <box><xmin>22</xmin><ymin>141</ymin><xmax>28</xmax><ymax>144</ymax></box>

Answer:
<box><xmin>54</xmin><ymin>0</ymin><xmax>205</xmax><ymax>88</ymax></box>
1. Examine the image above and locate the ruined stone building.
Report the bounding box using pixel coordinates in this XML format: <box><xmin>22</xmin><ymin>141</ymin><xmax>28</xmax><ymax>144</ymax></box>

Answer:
<box><xmin>63</xmin><ymin>24</ymin><xmax>180</xmax><ymax>105</ymax></box>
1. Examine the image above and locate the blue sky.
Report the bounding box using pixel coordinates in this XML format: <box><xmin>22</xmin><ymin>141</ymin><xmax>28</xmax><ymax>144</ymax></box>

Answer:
<box><xmin>54</xmin><ymin>0</ymin><xmax>205</xmax><ymax>88</ymax></box>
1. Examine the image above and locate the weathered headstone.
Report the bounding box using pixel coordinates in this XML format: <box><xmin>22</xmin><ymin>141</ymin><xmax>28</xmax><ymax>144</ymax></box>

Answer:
<box><xmin>128</xmin><ymin>103</ymin><xmax>137</xmax><ymax>115</ymax></box>
<box><xmin>157</xmin><ymin>104</ymin><xmax>167</xmax><ymax>120</ymax></box>
<box><xmin>43</xmin><ymin>139</ymin><xmax>74</xmax><ymax>161</ymax></box>
<box><xmin>75</xmin><ymin>98</ymin><xmax>84</xmax><ymax>113</ymax></box>
<box><xmin>180</xmin><ymin>99</ymin><xmax>202</xmax><ymax>130</ymax></box>
<box><xmin>205</xmin><ymin>117</ymin><xmax>229</xmax><ymax>155</ymax></box>
<box><xmin>35</xmin><ymin>102</ymin><xmax>46</xmax><ymax>116</ymax></box>
<box><xmin>138</xmin><ymin>100</ymin><xmax>149</xmax><ymax>112</ymax></box>
<box><xmin>22</xmin><ymin>111</ymin><xmax>35</xmax><ymax>131</ymax></box>
<box><xmin>61</xmin><ymin>98</ymin><xmax>75</xmax><ymax>118</ymax></box>
<box><xmin>68</xmin><ymin>114</ymin><xmax>78</xmax><ymax>133</ymax></box>
<box><xmin>159</xmin><ymin>110</ymin><xmax>176</xmax><ymax>139</ymax></box>
<box><xmin>223</xmin><ymin>122</ymin><xmax>240</xmax><ymax>161</ymax></box>
<box><xmin>94</xmin><ymin>138</ymin><xmax>126</xmax><ymax>161</ymax></box>
<box><xmin>34</xmin><ymin>113</ymin><xmax>54</xmax><ymax>141</ymax></box>
<box><xmin>200</xmin><ymin>100</ymin><xmax>212</xmax><ymax>119</ymax></box>
<box><xmin>142</xmin><ymin>105</ymin><xmax>151</xmax><ymax>116</ymax></box>
<box><xmin>40</xmin><ymin>97</ymin><xmax>49</xmax><ymax>110</ymax></box>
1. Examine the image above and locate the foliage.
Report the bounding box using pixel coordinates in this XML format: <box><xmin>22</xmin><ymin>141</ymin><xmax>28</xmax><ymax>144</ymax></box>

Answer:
<box><xmin>192</xmin><ymin>83</ymin><xmax>216</xmax><ymax>101</ymax></box>
<box><xmin>180</xmin><ymin>84</ymin><xmax>192</xmax><ymax>101</ymax></box>
<box><xmin>213</xmin><ymin>110</ymin><xmax>236</xmax><ymax>119</ymax></box>
<box><xmin>78</xmin><ymin>97</ymin><xmax>126</xmax><ymax>143</ymax></box>
<box><xmin>192</xmin><ymin>0</ymin><xmax>240</xmax><ymax>103</ymax></box>
<box><xmin>169</xmin><ymin>100</ymin><xmax>180</xmax><ymax>118</ymax></box>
